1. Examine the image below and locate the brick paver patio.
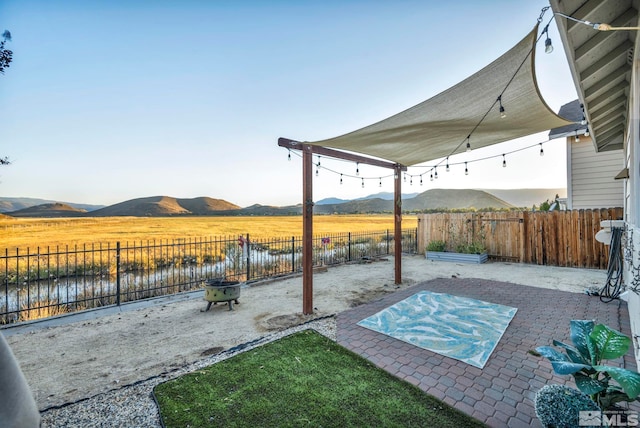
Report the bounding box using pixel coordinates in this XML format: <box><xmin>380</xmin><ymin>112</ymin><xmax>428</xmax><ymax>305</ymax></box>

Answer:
<box><xmin>337</xmin><ymin>277</ymin><xmax>636</xmax><ymax>427</ymax></box>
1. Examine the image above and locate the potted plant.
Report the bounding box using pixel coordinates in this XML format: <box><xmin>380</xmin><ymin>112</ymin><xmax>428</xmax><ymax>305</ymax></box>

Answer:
<box><xmin>535</xmin><ymin>320</ymin><xmax>640</xmax><ymax>418</ymax></box>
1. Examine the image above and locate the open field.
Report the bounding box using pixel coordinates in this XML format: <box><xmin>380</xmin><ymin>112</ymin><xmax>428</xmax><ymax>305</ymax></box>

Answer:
<box><xmin>0</xmin><ymin>215</ymin><xmax>418</xmax><ymax>252</ymax></box>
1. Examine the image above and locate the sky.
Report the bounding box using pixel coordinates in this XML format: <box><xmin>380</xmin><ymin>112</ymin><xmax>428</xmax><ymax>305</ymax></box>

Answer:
<box><xmin>0</xmin><ymin>1</ymin><xmax>578</xmax><ymax>208</ymax></box>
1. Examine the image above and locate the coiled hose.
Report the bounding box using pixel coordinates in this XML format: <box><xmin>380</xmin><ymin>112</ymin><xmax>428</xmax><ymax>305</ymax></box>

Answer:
<box><xmin>599</xmin><ymin>226</ymin><xmax>624</xmax><ymax>303</ymax></box>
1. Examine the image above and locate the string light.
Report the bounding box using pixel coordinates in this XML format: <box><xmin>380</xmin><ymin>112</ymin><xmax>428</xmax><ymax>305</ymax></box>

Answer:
<box><xmin>466</xmin><ymin>135</ymin><xmax>471</xmax><ymax>152</ymax></box>
<box><xmin>539</xmin><ymin>143</ymin><xmax>544</xmax><ymax>156</ymax></box>
<box><xmin>340</xmin><ymin>174</ymin><xmax>343</xmax><ymax>185</ymax></box>
<box><xmin>580</xmin><ymin>104</ymin><xmax>587</xmax><ymax>125</ymax></box>
<box><xmin>361</xmin><ymin>178</ymin><xmax>364</xmax><ymax>188</ymax></box>
<box><xmin>502</xmin><ymin>154</ymin><xmax>507</xmax><ymax>168</ymax></box>
<box><xmin>585</xmin><ymin>128</ymin><xmax>590</xmax><ymax>137</ymax></box>
<box><xmin>575</xmin><ymin>131</ymin><xmax>580</xmax><ymax>143</ymax></box>
<box><xmin>434</xmin><ymin>167</ymin><xmax>438</xmax><ymax>179</ymax></box>
<box><xmin>446</xmin><ymin>157</ymin><xmax>450</xmax><ymax>172</ymax></box>
<box><xmin>315</xmin><ymin>165</ymin><xmax>319</xmax><ymax>177</ymax></box>
<box><xmin>465</xmin><ymin>162</ymin><xmax>468</xmax><ymax>175</ymax></box>
<box><xmin>356</xmin><ymin>162</ymin><xmax>359</xmax><ymax>176</ymax></box>
<box><xmin>379</xmin><ymin>177</ymin><xmax>382</xmax><ymax>187</ymax></box>
<box><xmin>420</xmin><ymin>175</ymin><xmax>423</xmax><ymax>186</ymax></box>
<box><xmin>287</xmin><ymin>150</ymin><xmax>291</xmax><ymax>161</ymax></box>
<box><xmin>498</xmin><ymin>95</ymin><xmax>506</xmax><ymax>118</ymax></box>
<box><xmin>543</xmin><ymin>25</ymin><xmax>553</xmax><ymax>53</ymax></box>
<box><xmin>410</xmin><ymin>177</ymin><xmax>413</xmax><ymax>186</ymax></box>
<box><xmin>403</xmin><ymin>173</ymin><xmax>406</xmax><ymax>182</ymax></box>
<box><xmin>430</xmin><ymin>172</ymin><xmax>433</xmax><ymax>181</ymax></box>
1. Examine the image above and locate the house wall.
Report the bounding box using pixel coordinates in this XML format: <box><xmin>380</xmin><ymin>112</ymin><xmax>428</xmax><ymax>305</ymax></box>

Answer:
<box><xmin>566</xmin><ymin>135</ymin><xmax>624</xmax><ymax>209</ymax></box>
<box><xmin>624</xmin><ymin>41</ymin><xmax>640</xmax><ymax>369</ymax></box>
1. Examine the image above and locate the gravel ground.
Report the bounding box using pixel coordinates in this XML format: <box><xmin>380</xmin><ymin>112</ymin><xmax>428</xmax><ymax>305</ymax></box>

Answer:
<box><xmin>40</xmin><ymin>317</ymin><xmax>337</xmax><ymax>428</ymax></box>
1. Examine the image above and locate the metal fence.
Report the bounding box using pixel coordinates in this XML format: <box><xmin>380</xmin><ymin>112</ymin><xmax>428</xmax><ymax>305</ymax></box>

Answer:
<box><xmin>1</xmin><ymin>228</ymin><xmax>418</xmax><ymax>324</ymax></box>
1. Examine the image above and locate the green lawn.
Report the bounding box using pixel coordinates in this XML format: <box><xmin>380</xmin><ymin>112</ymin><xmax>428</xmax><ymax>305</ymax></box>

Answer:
<box><xmin>154</xmin><ymin>330</ymin><xmax>486</xmax><ymax>427</ymax></box>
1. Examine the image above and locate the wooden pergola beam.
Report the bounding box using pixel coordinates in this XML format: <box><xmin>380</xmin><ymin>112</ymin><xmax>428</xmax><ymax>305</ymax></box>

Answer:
<box><xmin>279</xmin><ymin>137</ymin><xmax>406</xmax><ymax>315</ymax></box>
<box><xmin>278</xmin><ymin>138</ymin><xmax>407</xmax><ymax>171</ymax></box>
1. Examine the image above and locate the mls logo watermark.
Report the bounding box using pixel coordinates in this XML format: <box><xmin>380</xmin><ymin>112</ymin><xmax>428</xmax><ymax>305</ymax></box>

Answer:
<box><xmin>579</xmin><ymin>410</ymin><xmax>639</xmax><ymax>426</ymax></box>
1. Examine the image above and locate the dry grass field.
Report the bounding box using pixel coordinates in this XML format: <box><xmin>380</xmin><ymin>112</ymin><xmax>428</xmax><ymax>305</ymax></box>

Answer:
<box><xmin>0</xmin><ymin>215</ymin><xmax>418</xmax><ymax>253</ymax></box>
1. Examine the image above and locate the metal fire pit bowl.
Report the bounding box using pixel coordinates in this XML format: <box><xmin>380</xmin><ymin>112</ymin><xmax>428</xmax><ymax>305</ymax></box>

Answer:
<box><xmin>202</xmin><ymin>279</ymin><xmax>241</xmax><ymax>312</ymax></box>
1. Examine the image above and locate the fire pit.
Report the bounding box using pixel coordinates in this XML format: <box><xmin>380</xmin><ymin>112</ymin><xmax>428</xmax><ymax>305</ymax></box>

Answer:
<box><xmin>202</xmin><ymin>279</ymin><xmax>241</xmax><ymax>312</ymax></box>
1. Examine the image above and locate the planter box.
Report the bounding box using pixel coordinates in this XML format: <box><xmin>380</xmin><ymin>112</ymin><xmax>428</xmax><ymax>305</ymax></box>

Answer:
<box><xmin>426</xmin><ymin>251</ymin><xmax>488</xmax><ymax>264</ymax></box>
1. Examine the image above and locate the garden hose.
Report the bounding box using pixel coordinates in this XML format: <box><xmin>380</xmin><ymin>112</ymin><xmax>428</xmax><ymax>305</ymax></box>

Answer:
<box><xmin>599</xmin><ymin>227</ymin><xmax>624</xmax><ymax>303</ymax></box>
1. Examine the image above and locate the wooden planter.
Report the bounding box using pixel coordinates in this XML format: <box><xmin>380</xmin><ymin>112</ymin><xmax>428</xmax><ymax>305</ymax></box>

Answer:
<box><xmin>426</xmin><ymin>251</ymin><xmax>488</xmax><ymax>264</ymax></box>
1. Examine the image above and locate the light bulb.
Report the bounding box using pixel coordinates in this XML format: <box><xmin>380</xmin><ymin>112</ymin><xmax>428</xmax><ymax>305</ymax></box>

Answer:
<box><xmin>361</xmin><ymin>178</ymin><xmax>364</xmax><ymax>188</ymax></box>
<box><xmin>545</xmin><ymin>37</ymin><xmax>553</xmax><ymax>53</ymax></box>
<box><xmin>502</xmin><ymin>154</ymin><xmax>506</xmax><ymax>168</ymax></box>
<box><xmin>539</xmin><ymin>144</ymin><xmax>544</xmax><ymax>156</ymax></box>
<box><xmin>356</xmin><ymin>163</ymin><xmax>359</xmax><ymax>176</ymax></box>
<box><xmin>465</xmin><ymin>162</ymin><xmax>468</xmax><ymax>175</ymax></box>
<box><xmin>340</xmin><ymin>174</ymin><xmax>343</xmax><ymax>185</ymax></box>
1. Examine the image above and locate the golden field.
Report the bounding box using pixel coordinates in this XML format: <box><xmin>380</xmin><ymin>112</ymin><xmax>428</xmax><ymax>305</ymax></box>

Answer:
<box><xmin>0</xmin><ymin>215</ymin><xmax>418</xmax><ymax>253</ymax></box>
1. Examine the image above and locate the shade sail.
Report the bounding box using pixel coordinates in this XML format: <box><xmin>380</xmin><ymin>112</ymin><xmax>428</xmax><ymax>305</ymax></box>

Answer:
<box><xmin>299</xmin><ymin>25</ymin><xmax>573</xmax><ymax>166</ymax></box>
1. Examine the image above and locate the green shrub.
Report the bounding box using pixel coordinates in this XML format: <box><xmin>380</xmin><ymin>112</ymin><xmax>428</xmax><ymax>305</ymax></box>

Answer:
<box><xmin>426</xmin><ymin>240</ymin><xmax>446</xmax><ymax>252</ymax></box>
<box><xmin>534</xmin><ymin>384</ymin><xmax>600</xmax><ymax>428</ymax></box>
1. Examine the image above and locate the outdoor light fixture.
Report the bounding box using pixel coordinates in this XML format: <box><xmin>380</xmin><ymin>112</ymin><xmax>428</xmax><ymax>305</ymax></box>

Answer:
<box><xmin>434</xmin><ymin>167</ymin><xmax>438</xmax><ymax>179</ymax></box>
<box><xmin>498</xmin><ymin>95</ymin><xmax>506</xmax><ymax>118</ymax></box>
<box><xmin>544</xmin><ymin>26</ymin><xmax>553</xmax><ymax>54</ymax></box>
<box><xmin>288</xmin><ymin>150</ymin><xmax>291</xmax><ymax>161</ymax></box>
<box><xmin>446</xmin><ymin>158</ymin><xmax>450</xmax><ymax>172</ymax></box>
<box><xmin>430</xmin><ymin>173</ymin><xmax>433</xmax><ymax>182</ymax></box>
<box><xmin>356</xmin><ymin>162</ymin><xmax>359</xmax><ymax>176</ymax></box>
<box><xmin>555</xmin><ymin>12</ymin><xmax>640</xmax><ymax>31</ymax></box>
<box><xmin>539</xmin><ymin>143</ymin><xmax>544</xmax><ymax>156</ymax></box>
<box><xmin>420</xmin><ymin>175</ymin><xmax>423</xmax><ymax>186</ymax></box>
<box><xmin>465</xmin><ymin>162</ymin><xmax>468</xmax><ymax>175</ymax></box>
<box><xmin>466</xmin><ymin>135</ymin><xmax>471</xmax><ymax>152</ymax></box>
<box><xmin>340</xmin><ymin>174</ymin><xmax>343</xmax><ymax>185</ymax></box>
<box><xmin>503</xmin><ymin>154</ymin><xmax>507</xmax><ymax>168</ymax></box>
<box><xmin>575</xmin><ymin>132</ymin><xmax>580</xmax><ymax>143</ymax></box>
<box><xmin>585</xmin><ymin>129</ymin><xmax>590</xmax><ymax>137</ymax></box>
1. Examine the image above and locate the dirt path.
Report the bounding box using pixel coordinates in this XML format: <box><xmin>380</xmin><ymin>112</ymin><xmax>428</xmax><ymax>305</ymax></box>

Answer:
<box><xmin>2</xmin><ymin>255</ymin><xmax>605</xmax><ymax>410</ymax></box>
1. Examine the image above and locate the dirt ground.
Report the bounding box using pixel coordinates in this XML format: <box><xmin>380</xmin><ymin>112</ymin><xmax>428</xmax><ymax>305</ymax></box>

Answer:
<box><xmin>2</xmin><ymin>255</ymin><xmax>606</xmax><ymax>410</ymax></box>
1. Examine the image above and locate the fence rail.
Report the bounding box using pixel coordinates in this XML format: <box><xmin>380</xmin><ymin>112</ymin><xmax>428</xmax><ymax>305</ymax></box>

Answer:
<box><xmin>1</xmin><ymin>228</ymin><xmax>418</xmax><ymax>324</ymax></box>
<box><xmin>417</xmin><ymin>208</ymin><xmax>623</xmax><ymax>268</ymax></box>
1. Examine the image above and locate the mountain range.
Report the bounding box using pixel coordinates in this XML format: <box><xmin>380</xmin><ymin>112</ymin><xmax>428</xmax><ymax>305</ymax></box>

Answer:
<box><xmin>0</xmin><ymin>188</ymin><xmax>565</xmax><ymax>218</ymax></box>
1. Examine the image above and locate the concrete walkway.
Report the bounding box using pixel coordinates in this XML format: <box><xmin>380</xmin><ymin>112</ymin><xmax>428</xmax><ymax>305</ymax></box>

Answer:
<box><xmin>337</xmin><ymin>277</ymin><xmax>637</xmax><ymax>427</ymax></box>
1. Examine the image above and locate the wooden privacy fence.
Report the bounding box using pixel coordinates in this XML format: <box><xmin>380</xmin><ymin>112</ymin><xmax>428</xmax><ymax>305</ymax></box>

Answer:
<box><xmin>417</xmin><ymin>208</ymin><xmax>623</xmax><ymax>269</ymax></box>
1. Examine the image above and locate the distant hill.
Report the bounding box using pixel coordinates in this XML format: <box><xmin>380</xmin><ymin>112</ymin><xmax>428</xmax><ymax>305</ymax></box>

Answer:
<box><xmin>403</xmin><ymin>189</ymin><xmax>514</xmax><ymax>211</ymax></box>
<box><xmin>316</xmin><ymin>192</ymin><xmax>420</xmax><ymax>205</ymax></box>
<box><xmin>480</xmin><ymin>188</ymin><xmax>566</xmax><ymax>208</ymax></box>
<box><xmin>315</xmin><ymin>189</ymin><xmax>513</xmax><ymax>213</ymax></box>
<box><xmin>88</xmin><ymin>196</ymin><xmax>240</xmax><ymax>217</ymax></box>
<box><xmin>1</xmin><ymin>187</ymin><xmax>561</xmax><ymax>218</ymax></box>
<box><xmin>7</xmin><ymin>203</ymin><xmax>88</xmax><ymax>218</ymax></box>
<box><xmin>0</xmin><ymin>197</ymin><xmax>104</xmax><ymax>213</ymax></box>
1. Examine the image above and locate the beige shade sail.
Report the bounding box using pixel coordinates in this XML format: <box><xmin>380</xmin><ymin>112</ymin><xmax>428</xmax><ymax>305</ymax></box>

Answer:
<box><xmin>300</xmin><ymin>25</ymin><xmax>573</xmax><ymax>166</ymax></box>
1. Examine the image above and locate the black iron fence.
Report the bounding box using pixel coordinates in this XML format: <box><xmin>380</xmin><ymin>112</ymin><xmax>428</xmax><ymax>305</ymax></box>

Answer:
<box><xmin>1</xmin><ymin>228</ymin><xmax>418</xmax><ymax>324</ymax></box>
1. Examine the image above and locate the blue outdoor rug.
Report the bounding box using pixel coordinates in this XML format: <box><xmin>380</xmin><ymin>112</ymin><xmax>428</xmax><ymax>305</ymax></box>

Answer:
<box><xmin>357</xmin><ymin>291</ymin><xmax>517</xmax><ymax>368</ymax></box>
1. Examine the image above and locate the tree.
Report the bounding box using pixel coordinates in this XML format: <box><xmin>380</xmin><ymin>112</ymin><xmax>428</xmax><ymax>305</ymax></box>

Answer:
<box><xmin>0</xmin><ymin>30</ymin><xmax>12</xmax><ymax>74</ymax></box>
<box><xmin>1</xmin><ymin>30</ymin><xmax>11</xmax><ymax>166</ymax></box>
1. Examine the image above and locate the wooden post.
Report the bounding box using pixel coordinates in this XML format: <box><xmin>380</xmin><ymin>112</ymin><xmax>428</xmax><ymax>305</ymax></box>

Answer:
<box><xmin>394</xmin><ymin>164</ymin><xmax>402</xmax><ymax>284</ymax></box>
<box><xmin>302</xmin><ymin>145</ymin><xmax>314</xmax><ymax>314</ymax></box>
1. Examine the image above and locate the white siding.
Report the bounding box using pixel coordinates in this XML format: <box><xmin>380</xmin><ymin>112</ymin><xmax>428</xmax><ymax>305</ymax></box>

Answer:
<box><xmin>568</xmin><ymin>136</ymin><xmax>624</xmax><ymax>209</ymax></box>
<box><xmin>625</xmin><ymin>48</ymin><xmax>640</xmax><ymax>370</ymax></box>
